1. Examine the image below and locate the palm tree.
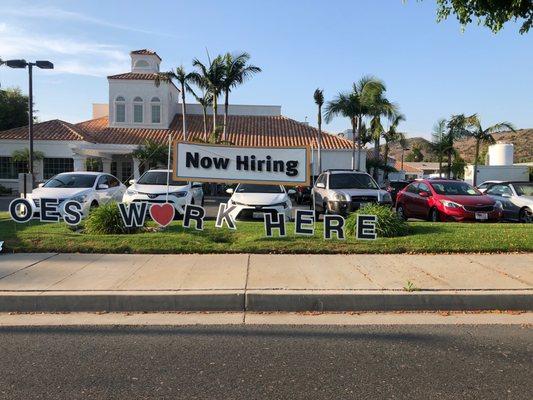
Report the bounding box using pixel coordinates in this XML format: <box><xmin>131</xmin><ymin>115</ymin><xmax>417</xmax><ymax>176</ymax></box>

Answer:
<box><xmin>445</xmin><ymin>114</ymin><xmax>475</xmax><ymax>178</ymax></box>
<box><xmin>325</xmin><ymin>76</ymin><xmax>384</xmax><ymax>170</ymax></box>
<box><xmin>11</xmin><ymin>148</ymin><xmax>44</xmax><ymax>174</ymax></box>
<box><xmin>221</xmin><ymin>52</ymin><xmax>261</xmax><ymax>141</ymax></box>
<box><xmin>431</xmin><ymin>119</ymin><xmax>447</xmax><ymax>178</ymax></box>
<box><xmin>187</xmin><ymin>85</ymin><xmax>213</xmax><ymax>141</ymax></box>
<box><xmin>155</xmin><ymin>66</ymin><xmax>194</xmax><ymax>141</ymax></box>
<box><xmin>190</xmin><ymin>54</ymin><xmax>225</xmax><ymax>135</ymax></box>
<box><xmin>366</xmin><ymin>89</ymin><xmax>398</xmax><ymax>179</ymax></box>
<box><xmin>313</xmin><ymin>88</ymin><xmax>324</xmax><ymax>173</ymax></box>
<box><xmin>465</xmin><ymin>116</ymin><xmax>515</xmax><ymax>185</ymax></box>
<box><xmin>382</xmin><ymin>114</ymin><xmax>406</xmax><ymax>179</ymax></box>
<box><xmin>132</xmin><ymin>139</ymin><xmax>167</xmax><ymax>171</ymax></box>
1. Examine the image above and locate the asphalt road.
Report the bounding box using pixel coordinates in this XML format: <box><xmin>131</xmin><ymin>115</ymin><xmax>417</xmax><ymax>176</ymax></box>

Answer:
<box><xmin>0</xmin><ymin>325</ymin><xmax>531</xmax><ymax>399</ymax></box>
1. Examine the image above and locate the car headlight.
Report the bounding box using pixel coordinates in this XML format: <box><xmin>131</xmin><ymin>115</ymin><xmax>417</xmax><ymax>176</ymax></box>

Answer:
<box><xmin>271</xmin><ymin>202</ymin><xmax>289</xmax><ymax>209</ymax></box>
<box><xmin>331</xmin><ymin>192</ymin><xmax>349</xmax><ymax>201</ymax></box>
<box><xmin>382</xmin><ymin>193</ymin><xmax>392</xmax><ymax>202</ymax></box>
<box><xmin>71</xmin><ymin>194</ymin><xmax>88</xmax><ymax>203</ymax></box>
<box><xmin>494</xmin><ymin>201</ymin><xmax>503</xmax><ymax>209</ymax></box>
<box><xmin>170</xmin><ymin>191</ymin><xmax>187</xmax><ymax>198</ymax></box>
<box><xmin>126</xmin><ymin>189</ymin><xmax>138</xmax><ymax>195</ymax></box>
<box><xmin>440</xmin><ymin>200</ymin><xmax>462</xmax><ymax>208</ymax></box>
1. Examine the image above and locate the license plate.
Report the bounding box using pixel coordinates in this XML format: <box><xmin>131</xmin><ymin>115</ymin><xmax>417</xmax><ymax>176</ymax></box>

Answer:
<box><xmin>475</xmin><ymin>212</ymin><xmax>488</xmax><ymax>220</ymax></box>
<box><xmin>253</xmin><ymin>212</ymin><xmax>263</xmax><ymax>219</ymax></box>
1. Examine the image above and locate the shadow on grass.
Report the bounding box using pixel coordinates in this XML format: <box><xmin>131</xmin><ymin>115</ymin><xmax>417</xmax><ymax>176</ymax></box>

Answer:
<box><xmin>408</xmin><ymin>224</ymin><xmax>446</xmax><ymax>236</ymax></box>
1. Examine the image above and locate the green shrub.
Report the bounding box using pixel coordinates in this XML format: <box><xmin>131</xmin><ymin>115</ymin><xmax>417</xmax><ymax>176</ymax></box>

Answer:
<box><xmin>345</xmin><ymin>204</ymin><xmax>409</xmax><ymax>238</ymax></box>
<box><xmin>84</xmin><ymin>202</ymin><xmax>143</xmax><ymax>235</ymax></box>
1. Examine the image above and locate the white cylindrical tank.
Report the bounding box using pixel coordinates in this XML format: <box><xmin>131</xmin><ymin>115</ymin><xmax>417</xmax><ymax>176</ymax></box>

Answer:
<box><xmin>488</xmin><ymin>143</ymin><xmax>513</xmax><ymax>166</ymax></box>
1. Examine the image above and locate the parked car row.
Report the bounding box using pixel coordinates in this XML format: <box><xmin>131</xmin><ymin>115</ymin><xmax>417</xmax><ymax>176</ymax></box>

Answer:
<box><xmin>22</xmin><ymin>169</ymin><xmax>532</xmax><ymax>223</ymax></box>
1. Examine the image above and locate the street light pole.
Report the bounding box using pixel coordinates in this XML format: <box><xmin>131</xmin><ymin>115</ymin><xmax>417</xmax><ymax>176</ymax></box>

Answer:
<box><xmin>3</xmin><ymin>59</ymin><xmax>53</xmax><ymax>193</ymax></box>
<box><xmin>28</xmin><ymin>63</ymin><xmax>34</xmax><ymax>178</ymax></box>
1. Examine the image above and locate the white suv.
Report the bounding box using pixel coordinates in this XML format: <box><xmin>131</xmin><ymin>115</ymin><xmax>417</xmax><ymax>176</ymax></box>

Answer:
<box><xmin>312</xmin><ymin>169</ymin><xmax>392</xmax><ymax>217</ymax></box>
<box><xmin>122</xmin><ymin>169</ymin><xmax>204</xmax><ymax>216</ymax></box>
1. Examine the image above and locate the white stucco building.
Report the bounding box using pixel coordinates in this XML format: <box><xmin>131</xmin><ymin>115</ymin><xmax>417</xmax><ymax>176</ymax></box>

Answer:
<box><xmin>0</xmin><ymin>49</ymin><xmax>365</xmax><ymax>191</ymax></box>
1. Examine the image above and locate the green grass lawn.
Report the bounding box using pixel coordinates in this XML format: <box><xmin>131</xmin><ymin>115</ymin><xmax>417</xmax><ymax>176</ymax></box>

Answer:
<box><xmin>1</xmin><ymin>212</ymin><xmax>531</xmax><ymax>254</ymax></box>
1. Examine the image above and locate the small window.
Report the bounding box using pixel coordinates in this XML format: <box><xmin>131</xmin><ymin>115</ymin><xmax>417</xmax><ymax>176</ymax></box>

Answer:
<box><xmin>133</xmin><ymin>97</ymin><xmax>143</xmax><ymax>123</ymax></box>
<box><xmin>418</xmin><ymin>182</ymin><xmax>430</xmax><ymax>193</ymax></box>
<box><xmin>97</xmin><ymin>175</ymin><xmax>109</xmax><ymax>188</ymax></box>
<box><xmin>115</xmin><ymin>96</ymin><xmax>126</xmax><ymax>123</ymax></box>
<box><xmin>151</xmin><ymin>97</ymin><xmax>161</xmax><ymax>124</ymax></box>
<box><xmin>407</xmin><ymin>183</ymin><xmax>419</xmax><ymax>193</ymax></box>
<box><xmin>134</xmin><ymin>60</ymin><xmax>150</xmax><ymax>68</ymax></box>
<box><xmin>0</xmin><ymin>157</ymin><xmax>27</xmax><ymax>179</ymax></box>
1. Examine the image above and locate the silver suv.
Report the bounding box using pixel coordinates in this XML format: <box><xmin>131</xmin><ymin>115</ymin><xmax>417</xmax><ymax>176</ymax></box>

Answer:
<box><xmin>312</xmin><ymin>169</ymin><xmax>392</xmax><ymax>217</ymax></box>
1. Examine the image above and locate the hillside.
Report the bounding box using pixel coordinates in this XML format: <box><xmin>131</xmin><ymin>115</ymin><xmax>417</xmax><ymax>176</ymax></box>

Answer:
<box><xmin>385</xmin><ymin>129</ymin><xmax>532</xmax><ymax>164</ymax></box>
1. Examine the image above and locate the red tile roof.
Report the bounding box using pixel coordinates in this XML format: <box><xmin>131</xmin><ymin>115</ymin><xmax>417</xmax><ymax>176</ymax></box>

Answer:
<box><xmin>0</xmin><ymin>114</ymin><xmax>354</xmax><ymax>150</ymax></box>
<box><xmin>394</xmin><ymin>161</ymin><xmax>422</xmax><ymax>173</ymax></box>
<box><xmin>0</xmin><ymin>119</ymin><xmax>90</xmax><ymax>141</ymax></box>
<box><xmin>107</xmin><ymin>72</ymin><xmax>162</xmax><ymax>80</ymax></box>
<box><xmin>74</xmin><ymin>114</ymin><xmax>354</xmax><ymax>149</ymax></box>
<box><xmin>130</xmin><ymin>49</ymin><xmax>162</xmax><ymax>60</ymax></box>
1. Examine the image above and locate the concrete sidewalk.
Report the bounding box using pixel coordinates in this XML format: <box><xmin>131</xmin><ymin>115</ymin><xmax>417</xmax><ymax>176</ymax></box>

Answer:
<box><xmin>0</xmin><ymin>253</ymin><xmax>531</xmax><ymax>312</ymax></box>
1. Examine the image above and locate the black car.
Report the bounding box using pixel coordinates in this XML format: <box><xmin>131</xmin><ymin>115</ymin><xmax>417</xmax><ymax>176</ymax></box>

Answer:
<box><xmin>381</xmin><ymin>180</ymin><xmax>412</xmax><ymax>205</ymax></box>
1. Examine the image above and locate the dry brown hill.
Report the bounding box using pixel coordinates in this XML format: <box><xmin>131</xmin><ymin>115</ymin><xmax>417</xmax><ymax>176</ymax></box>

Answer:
<box><xmin>385</xmin><ymin>129</ymin><xmax>532</xmax><ymax>163</ymax></box>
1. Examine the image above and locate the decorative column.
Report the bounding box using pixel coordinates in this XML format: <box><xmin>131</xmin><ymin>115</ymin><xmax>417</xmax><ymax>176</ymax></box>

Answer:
<box><xmin>132</xmin><ymin>157</ymin><xmax>141</xmax><ymax>180</ymax></box>
<box><xmin>102</xmin><ymin>158</ymin><xmax>112</xmax><ymax>174</ymax></box>
<box><xmin>72</xmin><ymin>155</ymin><xmax>87</xmax><ymax>172</ymax></box>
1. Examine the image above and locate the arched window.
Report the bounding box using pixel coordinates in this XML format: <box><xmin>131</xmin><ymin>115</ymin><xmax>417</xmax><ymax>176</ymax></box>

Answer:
<box><xmin>134</xmin><ymin>60</ymin><xmax>150</xmax><ymax>68</ymax></box>
<box><xmin>115</xmin><ymin>96</ymin><xmax>125</xmax><ymax>123</ymax></box>
<box><xmin>133</xmin><ymin>96</ymin><xmax>143</xmax><ymax>123</ymax></box>
<box><xmin>151</xmin><ymin>97</ymin><xmax>161</xmax><ymax>124</ymax></box>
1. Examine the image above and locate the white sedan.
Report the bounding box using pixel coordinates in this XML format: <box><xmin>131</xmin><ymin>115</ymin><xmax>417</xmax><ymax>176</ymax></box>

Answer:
<box><xmin>226</xmin><ymin>184</ymin><xmax>295</xmax><ymax>221</ymax></box>
<box><xmin>122</xmin><ymin>169</ymin><xmax>204</xmax><ymax>216</ymax></box>
<box><xmin>27</xmin><ymin>172</ymin><xmax>126</xmax><ymax>218</ymax></box>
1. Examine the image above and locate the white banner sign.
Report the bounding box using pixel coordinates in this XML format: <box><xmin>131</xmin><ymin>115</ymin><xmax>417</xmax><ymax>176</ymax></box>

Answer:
<box><xmin>174</xmin><ymin>142</ymin><xmax>310</xmax><ymax>185</ymax></box>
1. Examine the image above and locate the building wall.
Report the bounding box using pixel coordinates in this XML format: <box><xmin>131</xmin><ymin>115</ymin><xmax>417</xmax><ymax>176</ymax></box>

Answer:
<box><xmin>108</xmin><ymin>80</ymin><xmax>179</xmax><ymax>129</ymax></box>
<box><xmin>180</xmin><ymin>103</ymin><xmax>282</xmax><ymax>116</ymax></box>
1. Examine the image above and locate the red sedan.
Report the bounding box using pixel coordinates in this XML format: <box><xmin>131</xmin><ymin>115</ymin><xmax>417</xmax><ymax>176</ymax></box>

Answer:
<box><xmin>396</xmin><ymin>179</ymin><xmax>503</xmax><ymax>222</ymax></box>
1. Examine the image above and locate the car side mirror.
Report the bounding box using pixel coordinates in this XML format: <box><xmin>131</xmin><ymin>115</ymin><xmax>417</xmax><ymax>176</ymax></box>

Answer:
<box><xmin>287</xmin><ymin>189</ymin><xmax>296</xmax><ymax>195</ymax></box>
<box><xmin>98</xmin><ymin>184</ymin><xmax>109</xmax><ymax>190</ymax></box>
<box><xmin>316</xmin><ymin>182</ymin><xmax>325</xmax><ymax>189</ymax></box>
<box><xmin>419</xmin><ymin>191</ymin><xmax>430</xmax><ymax>198</ymax></box>
<box><xmin>226</xmin><ymin>188</ymin><xmax>234</xmax><ymax>194</ymax></box>
<box><xmin>128</xmin><ymin>179</ymin><xmax>135</xmax><ymax>185</ymax></box>
<box><xmin>38</xmin><ymin>183</ymin><xmax>44</xmax><ymax>188</ymax></box>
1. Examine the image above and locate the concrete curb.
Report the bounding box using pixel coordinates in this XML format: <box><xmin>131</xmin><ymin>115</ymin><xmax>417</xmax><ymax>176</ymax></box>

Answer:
<box><xmin>245</xmin><ymin>290</ymin><xmax>533</xmax><ymax>312</ymax></box>
<box><xmin>0</xmin><ymin>290</ymin><xmax>531</xmax><ymax>312</ymax></box>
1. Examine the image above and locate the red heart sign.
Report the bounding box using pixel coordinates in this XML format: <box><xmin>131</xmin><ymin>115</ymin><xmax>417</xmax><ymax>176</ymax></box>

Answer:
<box><xmin>149</xmin><ymin>203</ymin><xmax>175</xmax><ymax>227</ymax></box>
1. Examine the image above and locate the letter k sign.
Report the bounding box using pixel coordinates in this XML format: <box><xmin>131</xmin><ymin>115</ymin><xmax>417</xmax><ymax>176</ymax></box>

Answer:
<box><xmin>215</xmin><ymin>203</ymin><xmax>237</xmax><ymax>229</ymax></box>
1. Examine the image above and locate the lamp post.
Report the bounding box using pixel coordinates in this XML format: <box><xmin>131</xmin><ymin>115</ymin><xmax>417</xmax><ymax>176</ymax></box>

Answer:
<box><xmin>4</xmin><ymin>59</ymin><xmax>54</xmax><ymax>190</ymax></box>
<box><xmin>400</xmin><ymin>147</ymin><xmax>410</xmax><ymax>172</ymax></box>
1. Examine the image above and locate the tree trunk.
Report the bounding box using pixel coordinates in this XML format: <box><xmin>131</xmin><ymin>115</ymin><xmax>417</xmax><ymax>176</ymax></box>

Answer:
<box><xmin>438</xmin><ymin>151</ymin><xmax>443</xmax><ymax>178</ymax></box>
<box><xmin>212</xmin><ymin>93</ymin><xmax>218</xmax><ymax>134</ymax></box>
<box><xmin>223</xmin><ymin>90</ymin><xmax>229</xmax><ymax>142</ymax></box>
<box><xmin>317</xmin><ymin>104</ymin><xmax>322</xmax><ymax>174</ymax></box>
<box><xmin>373</xmin><ymin>137</ymin><xmax>380</xmax><ymax>180</ymax></box>
<box><xmin>202</xmin><ymin>106</ymin><xmax>208</xmax><ymax>141</ymax></box>
<box><xmin>383</xmin><ymin>142</ymin><xmax>390</xmax><ymax>180</ymax></box>
<box><xmin>356</xmin><ymin>115</ymin><xmax>362</xmax><ymax>171</ymax></box>
<box><xmin>181</xmin><ymin>82</ymin><xmax>187</xmax><ymax>142</ymax></box>
<box><xmin>473</xmin><ymin>139</ymin><xmax>480</xmax><ymax>186</ymax></box>
<box><xmin>447</xmin><ymin>149</ymin><xmax>452</xmax><ymax>178</ymax></box>
<box><xmin>351</xmin><ymin>117</ymin><xmax>357</xmax><ymax>170</ymax></box>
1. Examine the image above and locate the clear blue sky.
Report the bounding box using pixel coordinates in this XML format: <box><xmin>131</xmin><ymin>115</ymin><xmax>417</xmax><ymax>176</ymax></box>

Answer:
<box><xmin>0</xmin><ymin>0</ymin><xmax>531</xmax><ymax>139</ymax></box>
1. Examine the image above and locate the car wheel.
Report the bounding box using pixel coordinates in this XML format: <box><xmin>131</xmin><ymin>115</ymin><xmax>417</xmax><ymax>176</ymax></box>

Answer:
<box><xmin>396</xmin><ymin>204</ymin><xmax>406</xmax><ymax>221</ymax></box>
<box><xmin>429</xmin><ymin>207</ymin><xmax>440</xmax><ymax>222</ymax></box>
<box><xmin>201</xmin><ymin>196</ymin><xmax>205</xmax><ymax>207</ymax></box>
<box><xmin>519</xmin><ymin>207</ymin><xmax>532</xmax><ymax>223</ymax></box>
<box><xmin>312</xmin><ymin>195</ymin><xmax>320</xmax><ymax>220</ymax></box>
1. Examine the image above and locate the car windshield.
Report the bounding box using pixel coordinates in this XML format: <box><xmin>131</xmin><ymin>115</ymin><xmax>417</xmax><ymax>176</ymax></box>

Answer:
<box><xmin>137</xmin><ymin>172</ymin><xmax>187</xmax><ymax>186</ymax></box>
<box><xmin>512</xmin><ymin>183</ymin><xmax>533</xmax><ymax>196</ymax></box>
<box><xmin>43</xmin><ymin>174</ymin><xmax>96</xmax><ymax>188</ymax></box>
<box><xmin>236</xmin><ymin>184</ymin><xmax>283</xmax><ymax>193</ymax></box>
<box><xmin>430</xmin><ymin>181</ymin><xmax>480</xmax><ymax>196</ymax></box>
<box><xmin>329</xmin><ymin>173</ymin><xmax>378</xmax><ymax>190</ymax></box>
